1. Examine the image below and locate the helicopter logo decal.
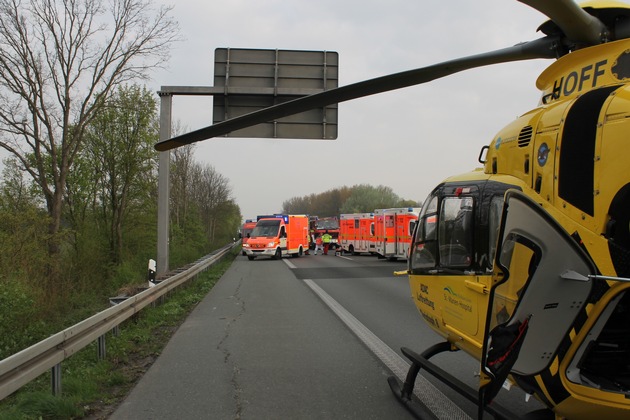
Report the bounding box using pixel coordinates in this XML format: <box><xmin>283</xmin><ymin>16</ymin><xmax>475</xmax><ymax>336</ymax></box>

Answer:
<box><xmin>443</xmin><ymin>286</ymin><xmax>473</xmax><ymax>312</ymax></box>
<box><xmin>549</xmin><ymin>59</ymin><xmax>607</xmax><ymax>100</ymax></box>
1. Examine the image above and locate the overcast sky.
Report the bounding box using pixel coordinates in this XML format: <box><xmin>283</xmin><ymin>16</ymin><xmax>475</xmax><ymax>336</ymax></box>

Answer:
<box><xmin>150</xmin><ymin>0</ymin><xmax>562</xmax><ymax>220</ymax></box>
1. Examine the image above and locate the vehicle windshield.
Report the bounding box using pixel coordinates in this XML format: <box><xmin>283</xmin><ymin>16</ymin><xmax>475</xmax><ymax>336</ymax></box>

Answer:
<box><xmin>251</xmin><ymin>220</ymin><xmax>280</xmax><ymax>237</ymax></box>
<box><xmin>316</xmin><ymin>219</ymin><xmax>339</xmax><ymax>230</ymax></box>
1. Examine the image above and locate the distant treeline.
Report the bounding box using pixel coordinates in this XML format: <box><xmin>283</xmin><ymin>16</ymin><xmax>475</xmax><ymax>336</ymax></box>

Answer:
<box><xmin>282</xmin><ymin>184</ymin><xmax>419</xmax><ymax>217</ymax></box>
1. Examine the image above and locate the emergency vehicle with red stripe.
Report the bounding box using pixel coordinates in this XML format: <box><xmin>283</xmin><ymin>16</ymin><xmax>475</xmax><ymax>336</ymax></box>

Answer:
<box><xmin>374</xmin><ymin>207</ymin><xmax>420</xmax><ymax>260</ymax></box>
<box><xmin>242</xmin><ymin>214</ymin><xmax>309</xmax><ymax>260</ymax></box>
<box><xmin>339</xmin><ymin>213</ymin><xmax>375</xmax><ymax>255</ymax></box>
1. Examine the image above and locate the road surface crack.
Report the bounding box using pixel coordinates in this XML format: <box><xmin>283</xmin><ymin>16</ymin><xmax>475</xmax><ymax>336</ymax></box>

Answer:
<box><xmin>217</xmin><ymin>276</ymin><xmax>246</xmax><ymax>418</ymax></box>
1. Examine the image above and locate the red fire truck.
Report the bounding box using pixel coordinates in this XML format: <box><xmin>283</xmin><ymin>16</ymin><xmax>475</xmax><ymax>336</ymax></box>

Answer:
<box><xmin>309</xmin><ymin>216</ymin><xmax>340</xmax><ymax>251</ymax></box>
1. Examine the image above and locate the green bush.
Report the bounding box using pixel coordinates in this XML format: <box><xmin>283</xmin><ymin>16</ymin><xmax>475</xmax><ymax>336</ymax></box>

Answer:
<box><xmin>0</xmin><ymin>278</ymin><xmax>45</xmax><ymax>359</ymax></box>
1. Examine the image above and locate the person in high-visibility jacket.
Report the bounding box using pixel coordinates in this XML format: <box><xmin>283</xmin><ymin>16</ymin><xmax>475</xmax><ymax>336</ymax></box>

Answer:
<box><xmin>322</xmin><ymin>231</ymin><xmax>332</xmax><ymax>255</ymax></box>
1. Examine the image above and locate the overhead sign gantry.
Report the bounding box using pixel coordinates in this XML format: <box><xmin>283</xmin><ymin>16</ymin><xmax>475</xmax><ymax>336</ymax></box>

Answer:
<box><xmin>156</xmin><ymin>48</ymin><xmax>339</xmax><ymax>275</ymax></box>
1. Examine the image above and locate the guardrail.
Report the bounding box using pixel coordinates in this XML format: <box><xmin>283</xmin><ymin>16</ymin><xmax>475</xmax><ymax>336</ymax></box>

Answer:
<box><xmin>0</xmin><ymin>241</ymin><xmax>240</xmax><ymax>401</ymax></box>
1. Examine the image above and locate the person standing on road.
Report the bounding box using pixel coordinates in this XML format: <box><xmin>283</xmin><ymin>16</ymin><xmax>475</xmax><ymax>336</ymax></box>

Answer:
<box><xmin>322</xmin><ymin>230</ymin><xmax>332</xmax><ymax>255</ymax></box>
<box><xmin>314</xmin><ymin>234</ymin><xmax>324</xmax><ymax>255</ymax></box>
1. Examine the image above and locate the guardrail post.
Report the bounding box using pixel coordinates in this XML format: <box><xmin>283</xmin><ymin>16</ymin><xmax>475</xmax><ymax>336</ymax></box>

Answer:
<box><xmin>97</xmin><ymin>334</ymin><xmax>106</xmax><ymax>360</ymax></box>
<box><xmin>51</xmin><ymin>363</ymin><xmax>62</xmax><ymax>396</ymax></box>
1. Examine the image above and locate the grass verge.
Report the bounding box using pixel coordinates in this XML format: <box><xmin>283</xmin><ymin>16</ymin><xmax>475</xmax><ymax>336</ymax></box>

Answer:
<box><xmin>0</xmin><ymin>249</ymin><xmax>237</xmax><ymax>420</ymax></box>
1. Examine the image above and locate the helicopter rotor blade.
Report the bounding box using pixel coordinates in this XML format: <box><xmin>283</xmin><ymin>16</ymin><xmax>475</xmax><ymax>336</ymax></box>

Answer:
<box><xmin>517</xmin><ymin>0</ymin><xmax>608</xmax><ymax>45</ymax></box>
<box><xmin>155</xmin><ymin>36</ymin><xmax>559</xmax><ymax>151</ymax></box>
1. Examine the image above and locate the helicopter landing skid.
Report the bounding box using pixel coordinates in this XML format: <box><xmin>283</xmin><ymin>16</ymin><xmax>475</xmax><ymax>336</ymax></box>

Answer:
<box><xmin>388</xmin><ymin>342</ymin><xmax>515</xmax><ymax>420</ymax></box>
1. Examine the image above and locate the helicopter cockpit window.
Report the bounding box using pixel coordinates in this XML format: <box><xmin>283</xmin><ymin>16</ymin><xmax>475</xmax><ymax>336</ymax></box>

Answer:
<box><xmin>410</xmin><ymin>194</ymin><xmax>475</xmax><ymax>273</ymax></box>
<box><xmin>439</xmin><ymin>197</ymin><xmax>474</xmax><ymax>268</ymax></box>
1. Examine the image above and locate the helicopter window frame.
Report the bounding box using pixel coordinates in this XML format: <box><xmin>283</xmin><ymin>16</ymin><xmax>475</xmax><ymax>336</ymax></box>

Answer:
<box><xmin>409</xmin><ymin>219</ymin><xmax>417</xmax><ymax>237</ymax></box>
<box><xmin>487</xmin><ymin>195</ymin><xmax>504</xmax><ymax>271</ymax></box>
<box><xmin>410</xmin><ymin>195</ymin><xmax>439</xmax><ymax>272</ymax></box>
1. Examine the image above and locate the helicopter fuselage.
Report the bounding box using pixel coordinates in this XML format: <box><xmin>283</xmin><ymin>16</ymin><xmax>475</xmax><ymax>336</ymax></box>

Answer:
<box><xmin>407</xmin><ymin>38</ymin><xmax>630</xmax><ymax>418</ymax></box>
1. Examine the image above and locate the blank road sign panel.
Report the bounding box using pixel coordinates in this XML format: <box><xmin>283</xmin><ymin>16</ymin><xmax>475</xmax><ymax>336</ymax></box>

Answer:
<box><xmin>213</xmin><ymin>48</ymin><xmax>339</xmax><ymax>139</ymax></box>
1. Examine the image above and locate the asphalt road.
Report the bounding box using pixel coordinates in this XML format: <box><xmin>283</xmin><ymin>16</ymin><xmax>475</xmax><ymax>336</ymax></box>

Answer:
<box><xmin>110</xmin><ymin>251</ymin><xmax>545</xmax><ymax>419</ymax></box>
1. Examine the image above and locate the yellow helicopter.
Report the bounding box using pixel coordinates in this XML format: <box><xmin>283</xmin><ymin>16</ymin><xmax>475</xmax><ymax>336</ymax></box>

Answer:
<box><xmin>156</xmin><ymin>0</ymin><xmax>630</xmax><ymax>418</ymax></box>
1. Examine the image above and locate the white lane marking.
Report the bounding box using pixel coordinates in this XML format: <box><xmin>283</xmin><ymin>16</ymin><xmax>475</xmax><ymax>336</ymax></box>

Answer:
<box><xmin>337</xmin><ymin>255</ymin><xmax>353</xmax><ymax>261</ymax></box>
<box><xmin>283</xmin><ymin>259</ymin><xmax>297</xmax><ymax>269</ymax></box>
<box><xmin>303</xmin><ymin>279</ymin><xmax>471</xmax><ymax>420</ymax></box>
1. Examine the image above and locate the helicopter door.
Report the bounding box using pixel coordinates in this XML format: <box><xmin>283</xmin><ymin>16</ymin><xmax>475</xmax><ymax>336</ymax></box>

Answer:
<box><xmin>481</xmin><ymin>190</ymin><xmax>595</xmax><ymax>397</ymax></box>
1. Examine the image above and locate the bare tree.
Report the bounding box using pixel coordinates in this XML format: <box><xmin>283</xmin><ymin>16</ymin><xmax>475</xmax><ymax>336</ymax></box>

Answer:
<box><xmin>195</xmin><ymin>165</ymin><xmax>232</xmax><ymax>243</ymax></box>
<box><xmin>170</xmin><ymin>143</ymin><xmax>195</xmax><ymax>230</ymax></box>
<box><xmin>170</xmin><ymin>144</ymin><xmax>237</xmax><ymax>247</ymax></box>
<box><xmin>0</xmin><ymin>0</ymin><xmax>179</xmax><ymax>262</ymax></box>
